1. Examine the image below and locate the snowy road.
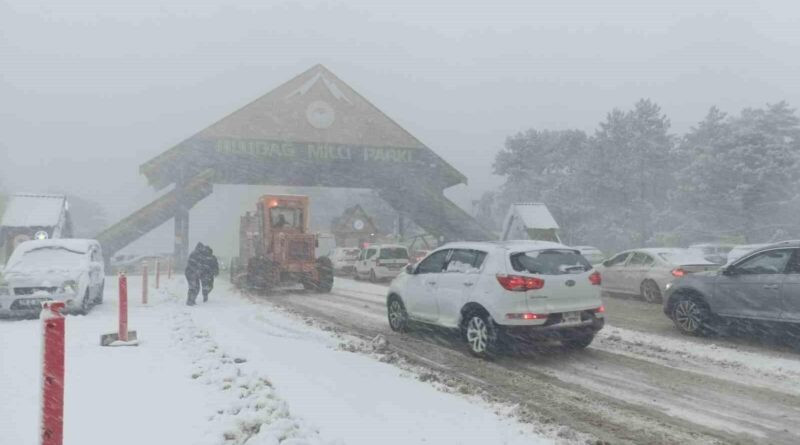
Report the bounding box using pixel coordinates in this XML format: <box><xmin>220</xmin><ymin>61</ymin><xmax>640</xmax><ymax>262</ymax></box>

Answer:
<box><xmin>262</xmin><ymin>277</ymin><xmax>800</xmax><ymax>445</ymax></box>
<box><xmin>3</xmin><ymin>276</ymin><xmax>800</xmax><ymax>445</ymax></box>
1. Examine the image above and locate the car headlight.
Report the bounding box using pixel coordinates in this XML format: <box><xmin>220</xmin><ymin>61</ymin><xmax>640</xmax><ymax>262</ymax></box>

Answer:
<box><xmin>60</xmin><ymin>280</ymin><xmax>78</xmax><ymax>295</ymax></box>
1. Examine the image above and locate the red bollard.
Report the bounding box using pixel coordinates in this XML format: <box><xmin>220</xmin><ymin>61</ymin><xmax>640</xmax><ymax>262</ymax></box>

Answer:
<box><xmin>100</xmin><ymin>273</ymin><xmax>138</xmax><ymax>346</ymax></box>
<box><xmin>142</xmin><ymin>262</ymin><xmax>148</xmax><ymax>305</ymax></box>
<box><xmin>119</xmin><ymin>273</ymin><xmax>128</xmax><ymax>342</ymax></box>
<box><xmin>41</xmin><ymin>301</ymin><xmax>66</xmax><ymax>445</ymax></box>
<box><xmin>155</xmin><ymin>259</ymin><xmax>160</xmax><ymax>289</ymax></box>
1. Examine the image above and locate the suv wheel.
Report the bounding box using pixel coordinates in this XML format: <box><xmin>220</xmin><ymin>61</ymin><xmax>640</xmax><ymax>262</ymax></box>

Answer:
<box><xmin>672</xmin><ymin>295</ymin><xmax>711</xmax><ymax>336</ymax></box>
<box><xmin>463</xmin><ymin>311</ymin><xmax>498</xmax><ymax>359</ymax></box>
<box><xmin>387</xmin><ymin>297</ymin><xmax>409</xmax><ymax>332</ymax></box>
<box><xmin>369</xmin><ymin>269</ymin><xmax>377</xmax><ymax>283</ymax></box>
<box><xmin>641</xmin><ymin>280</ymin><xmax>662</xmax><ymax>303</ymax></box>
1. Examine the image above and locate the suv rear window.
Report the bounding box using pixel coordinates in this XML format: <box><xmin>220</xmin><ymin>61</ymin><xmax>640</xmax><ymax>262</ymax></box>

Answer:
<box><xmin>510</xmin><ymin>249</ymin><xmax>592</xmax><ymax>275</ymax></box>
<box><xmin>379</xmin><ymin>247</ymin><xmax>408</xmax><ymax>260</ymax></box>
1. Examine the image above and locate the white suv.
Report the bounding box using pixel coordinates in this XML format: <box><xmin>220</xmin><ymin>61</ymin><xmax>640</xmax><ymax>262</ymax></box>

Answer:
<box><xmin>354</xmin><ymin>244</ymin><xmax>410</xmax><ymax>282</ymax></box>
<box><xmin>386</xmin><ymin>241</ymin><xmax>604</xmax><ymax>357</ymax></box>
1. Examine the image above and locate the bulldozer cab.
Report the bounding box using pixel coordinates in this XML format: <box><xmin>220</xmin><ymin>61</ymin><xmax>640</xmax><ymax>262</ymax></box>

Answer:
<box><xmin>259</xmin><ymin>195</ymin><xmax>309</xmax><ymax>234</ymax></box>
<box><xmin>256</xmin><ymin>195</ymin><xmax>315</xmax><ymax>258</ymax></box>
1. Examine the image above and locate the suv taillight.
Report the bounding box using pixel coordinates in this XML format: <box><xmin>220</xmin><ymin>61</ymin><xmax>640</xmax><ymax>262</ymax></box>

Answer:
<box><xmin>589</xmin><ymin>271</ymin><xmax>602</xmax><ymax>285</ymax></box>
<box><xmin>496</xmin><ymin>274</ymin><xmax>544</xmax><ymax>291</ymax></box>
<box><xmin>671</xmin><ymin>268</ymin><xmax>686</xmax><ymax>278</ymax></box>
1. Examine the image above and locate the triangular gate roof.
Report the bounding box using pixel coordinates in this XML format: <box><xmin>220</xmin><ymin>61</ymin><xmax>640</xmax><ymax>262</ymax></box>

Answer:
<box><xmin>141</xmin><ymin>64</ymin><xmax>465</xmax><ymax>190</ymax></box>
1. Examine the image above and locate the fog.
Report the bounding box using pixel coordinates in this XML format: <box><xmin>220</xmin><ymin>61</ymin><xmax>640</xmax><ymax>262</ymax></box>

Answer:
<box><xmin>2</xmin><ymin>0</ymin><xmax>800</xmax><ymax>256</ymax></box>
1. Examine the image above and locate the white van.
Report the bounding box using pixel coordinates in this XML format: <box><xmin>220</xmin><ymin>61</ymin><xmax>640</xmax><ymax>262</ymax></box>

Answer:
<box><xmin>353</xmin><ymin>244</ymin><xmax>410</xmax><ymax>282</ymax></box>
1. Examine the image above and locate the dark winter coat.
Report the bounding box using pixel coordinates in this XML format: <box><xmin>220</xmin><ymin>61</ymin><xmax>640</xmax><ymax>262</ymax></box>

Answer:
<box><xmin>202</xmin><ymin>245</ymin><xmax>219</xmax><ymax>278</ymax></box>
<box><xmin>185</xmin><ymin>243</ymin><xmax>218</xmax><ymax>279</ymax></box>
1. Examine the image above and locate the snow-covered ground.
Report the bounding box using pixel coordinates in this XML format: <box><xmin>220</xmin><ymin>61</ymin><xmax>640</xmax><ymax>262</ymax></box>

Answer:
<box><xmin>0</xmin><ymin>276</ymin><xmax>566</xmax><ymax>445</ymax></box>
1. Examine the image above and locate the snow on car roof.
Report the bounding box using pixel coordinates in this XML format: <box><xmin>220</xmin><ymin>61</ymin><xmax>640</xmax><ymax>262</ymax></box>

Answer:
<box><xmin>12</xmin><ymin>239</ymin><xmax>98</xmax><ymax>256</ymax></box>
<box><xmin>1</xmin><ymin>194</ymin><xmax>67</xmax><ymax>228</ymax></box>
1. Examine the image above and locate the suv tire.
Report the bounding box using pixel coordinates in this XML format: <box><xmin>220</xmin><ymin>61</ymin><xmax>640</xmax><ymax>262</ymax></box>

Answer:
<box><xmin>672</xmin><ymin>294</ymin><xmax>712</xmax><ymax>336</ymax></box>
<box><xmin>369</xmin><ymin>269</ymin><xmax>377</xmax><ymax>283</ymax></box>
<box><xmin>387</xmin><ymin>296</ymin><xmax>409</xmax><ymax>332</ymax></box>
<box><xmin>462</xmin><ymin>310</ymin><xmax>498</xmax><ymax>359</ymax></box>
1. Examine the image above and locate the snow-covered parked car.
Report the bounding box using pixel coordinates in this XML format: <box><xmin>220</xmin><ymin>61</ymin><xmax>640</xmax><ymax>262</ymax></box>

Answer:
<box><xmin>599</xmin><ymin>248</ymin><xmax>718</xmax><ymax>303</ymax></box>
<box><xmin>1</xmin><ymin>239</ymin><xmax>105</xmax><ymax>317</ymax></box>
<box><xmin>386</xmin><ymin>241</ymin><xmax>605</xmax><ymax>358</ymax></box>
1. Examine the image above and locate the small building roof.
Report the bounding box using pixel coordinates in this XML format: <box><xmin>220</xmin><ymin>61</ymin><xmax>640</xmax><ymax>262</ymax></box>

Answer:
<box><xmin>1</xmin><ymin>194</ymin><xmax>68</xmax><ymax>228</ymax></box>
<box><xmin>508</xmin><ymin>203</ymin><xmax>559</xmax><ymax>229</ymax></box>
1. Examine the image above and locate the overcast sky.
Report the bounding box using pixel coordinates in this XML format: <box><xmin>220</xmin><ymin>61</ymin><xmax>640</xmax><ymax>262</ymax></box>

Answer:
<box><xmin>2</xmin><ymin>0</ymin><xmax>800</xmax><ymax>254</ymax></box>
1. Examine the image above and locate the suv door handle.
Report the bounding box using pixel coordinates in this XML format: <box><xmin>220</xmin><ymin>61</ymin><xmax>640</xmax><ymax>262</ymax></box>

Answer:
<box><xmin>426</xmin><ymin>280</ymin><xmax>437</xmax><ymax>285</ymax></box>
<box><xmin>763</xmin><ymin>284</ymin><xmax>780</xmax><ymax>290</ymax></box>
<box><xmin>463</xmin><ymin>282</ymin><xmax>474</xmax><ymax>287</ymax></box>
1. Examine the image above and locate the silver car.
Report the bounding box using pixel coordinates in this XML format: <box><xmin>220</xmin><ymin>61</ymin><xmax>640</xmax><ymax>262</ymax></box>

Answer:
<box><xmin>664</xmin><ymin>240</ymin><xmax>800</xmax><ymax>336</ymax></box>
<box><xmin>599</xmin><ymin>248</ymin><xmax>718</xmax><ymax>303</ymax></box>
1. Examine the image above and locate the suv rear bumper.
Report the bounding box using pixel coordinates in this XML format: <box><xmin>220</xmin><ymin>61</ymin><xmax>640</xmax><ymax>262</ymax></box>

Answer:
<box><xmin>497</xmin><ymin>313</ymin><xmax>605</xmax><ymax>339</ymax></box>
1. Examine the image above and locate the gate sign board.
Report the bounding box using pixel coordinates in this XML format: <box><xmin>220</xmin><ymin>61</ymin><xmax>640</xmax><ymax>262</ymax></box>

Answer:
<box><xmin>103</xmin><ymin>64</ymin><xmax>490</xmax><ymax>264</ymax></box>
<box><xmin>141</xmin><ymin>64</ymin><xmax>465</xmax><ymax>191</ymax></box>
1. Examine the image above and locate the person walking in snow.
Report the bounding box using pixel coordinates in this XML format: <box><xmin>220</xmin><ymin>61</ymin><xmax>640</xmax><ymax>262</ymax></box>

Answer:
<box><xmin>185</xmin><ymin>242</ymin><xmax>218</xmax><ymax>305</ymax></box>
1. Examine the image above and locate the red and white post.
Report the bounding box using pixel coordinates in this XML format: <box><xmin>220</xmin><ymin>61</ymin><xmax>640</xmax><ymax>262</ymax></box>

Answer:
<box><xmin>119</xmin><ymin>273</ymin><xmax>128</xmax><ymax>342</ymax></box>
<box><xmin>41</xmin><ymin>301</ymin><xmax>66</xmax><ymax>445</ymax></box>
<box><xmin>141</xmin><ymin>262</ymin><xmax>148</xmax><ymax>305</ymax></box>
<box><xmin>155</xmin><ymin>259</ymin><xmax>160</xmax><ymax>289</ymax></box>
<box><xmin>100</xmin><ymin>273</ymin><xmax>137</xmax><ymax>346</ymax></box>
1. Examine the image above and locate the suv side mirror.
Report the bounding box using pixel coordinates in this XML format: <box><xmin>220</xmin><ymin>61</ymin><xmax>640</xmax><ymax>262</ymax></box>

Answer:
<box><xmin>405</xmin><ymin>264</ymin><xmax>415</xmax><ymax>275</ymax></box>
<box><xmin>722</xmin><ymin>265</ymin><xmax>736</xmax><ymax>275</ymax></box>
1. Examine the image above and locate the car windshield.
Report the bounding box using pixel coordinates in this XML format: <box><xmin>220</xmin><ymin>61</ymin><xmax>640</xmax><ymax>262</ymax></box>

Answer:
<box><xmin>379</xmin><ymin>248</ymin><xmax>408</xmax><ymax>259</ymax></box>
<box><xmin>511</xmin><ymin>249</ymin><xmax>592</xmax><ymax>275</ymax></box>
<box><xmin>7</xmin><ymin>247</ymin><xmax>85</xmax><ymax>270</ymax></box>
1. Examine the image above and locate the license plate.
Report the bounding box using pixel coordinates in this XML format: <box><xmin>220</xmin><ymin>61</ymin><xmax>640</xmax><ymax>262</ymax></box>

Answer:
<box><xmin>14</xmin><ymin>298</ymin><xmax>50</xmax><ymax>309</ymax></box>
<box><xmin>562</xmin><ymin>311</ymin><xmax>581</xmax><ymax>324</ymax></box>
